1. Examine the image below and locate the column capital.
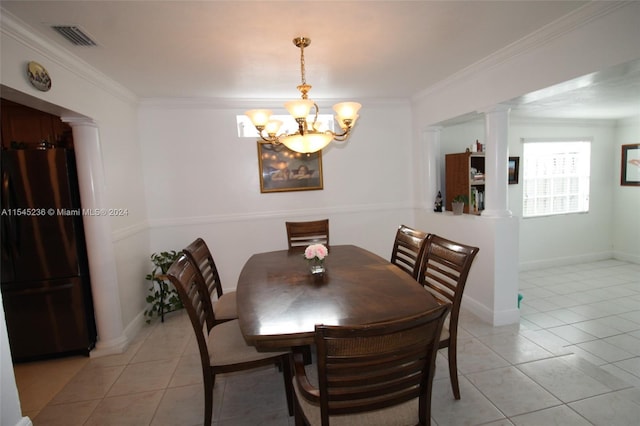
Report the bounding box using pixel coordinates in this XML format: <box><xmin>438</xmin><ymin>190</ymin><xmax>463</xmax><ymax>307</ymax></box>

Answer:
<box><xmin>477</xmin><ymin>103</ymin><xmax>512</xmax><ymax>115</ymax></box>
<box><xmin>425</xmin><ymin>125</ymin><xmax>443</xmax><ymax>134</ymax></box>
<box><xmin>61</xmin><ymin>116</ymin><xmax>98</xmax><ymax>128</ymax></box>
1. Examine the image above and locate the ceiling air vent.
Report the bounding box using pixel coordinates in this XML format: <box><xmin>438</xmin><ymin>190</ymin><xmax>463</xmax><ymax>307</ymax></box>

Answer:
<box><xmin>51</xmin><ymin>25</ymin><xmax>97</xmax><ymax>46</ymax></box>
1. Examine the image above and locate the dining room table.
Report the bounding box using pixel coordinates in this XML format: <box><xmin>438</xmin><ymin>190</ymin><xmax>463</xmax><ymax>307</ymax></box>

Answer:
<box><xmin>236</xmin><ymin>244</ymin><xmax>440</xmax><ymax>350</ymax></box>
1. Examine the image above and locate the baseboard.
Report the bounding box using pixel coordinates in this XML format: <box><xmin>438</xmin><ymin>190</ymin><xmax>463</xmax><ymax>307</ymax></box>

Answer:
<box><xmin>493</xmin><ymin>307</ymin><xmax>521</xmax><ymax>326</ymax></box>
<box><xmin>90</xmin><ymin>334</ymin><xmax>129</xmax><ymax>358</ymax></box>
<box><xmin>461</xmin><ymin>298</ymin><xmax>493</xmax><ymax>324</ymax></box>
<box><xmin>14</xmin><ymin>416</ymin><xmax>33</xmax><ymax>426</ymax></box>
<box><xmin>612</xmin><ymin>251</ymin><xmax>640</xmax><ymax>265</ymax></box>
<box><xmin>123</xmin><ymin>310</ymin><xmax>147</xmax><ymax>343</ymax></box>
<box><xmin>462</xmin><ymin>294</ymin><xmax>521</xmax><ymax>327</ymax></box>
<box><xmin>519</xmin><ymin>251</ymin><xmax>614</xmax><ymax>271</ymax></box>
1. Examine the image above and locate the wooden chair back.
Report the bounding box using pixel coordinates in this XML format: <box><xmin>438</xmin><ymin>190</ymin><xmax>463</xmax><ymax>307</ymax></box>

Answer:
<box><xmin>285</xmin><ymin>219</ymin><xmax>329</xmax><ymax>252</ymax></box>
<box><xmin>419</xmin><ymin>234</ymin><xmax>479</xmax><ymax>319</ymax></box>
<box><xmin>390</xmin><ymin>224</ymin><xmax>429</xmax><ymax>279</ymax></box>
<box><xmin>418</xmin><ymin>233</ymin><xmax>479</xmax><ymax>399</ymax></box>
<box><xmin>183</xmin><ymin>237</ymin><xmax>224</xmax><ymax>299</ymax></box>
<box><xmin>166</xmin><ymin>253</ymin><xmax>216</xmax><ymax>347</ymax></box>
<box><xmin>167</xmin><ymin>253</ymin><xmax>294</xmax><ymax>425</ymax></box>
<box><xmin>300</xmin><ymin>305</ymin><xmax>449</xmax><ymax>425</ymax></box>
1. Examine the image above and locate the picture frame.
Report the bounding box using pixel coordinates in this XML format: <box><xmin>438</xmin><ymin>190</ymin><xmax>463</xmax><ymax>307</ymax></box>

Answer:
<box><xmin>257</xmin><ymin>142</ymin><xmax>323</xmax><ymax>193</ymax></box>
<box><xmin>621</xmin><ymin>143</ymin><xmax>640</xmax><ymax>186</ymax></box>
<box><xmin>508</xmin><ymin>156</ymin><xmax>519</xmax><ymax>185</ymax></box>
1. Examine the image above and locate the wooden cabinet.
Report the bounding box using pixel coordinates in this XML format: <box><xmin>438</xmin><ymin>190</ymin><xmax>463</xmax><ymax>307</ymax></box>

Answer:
<box><xmin>1</xmin><ymin>99</ymin><xmax>72</xmax><ymax>150</ymax></box>
<box><xmin>445</xmin><ymin>152</ymin><xmax>485</xmax><ymax>214</ymax></box>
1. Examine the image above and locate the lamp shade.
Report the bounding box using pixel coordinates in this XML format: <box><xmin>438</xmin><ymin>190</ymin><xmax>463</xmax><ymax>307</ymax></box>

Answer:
<box><xmin>280</xmin><ymin>132</ymin><xmax>332</xmax><ymax>154</ymax></box>
<box><xmin>245</xmin><ymin>109</ymin><xmax>272</xmax><ymax>127</ymax></box>
<box><xmin>333</xmin><ymin>102</ymin><xmax>361</xmax><ymax>121</ymax></box>
<box><xmin>284</xmin><ymin>99</ymin><xmax>314</xmax><ymax>119</ymax></box>
<box><xmin>265</xmin><ymin>120</ymin><xmax>283</xmax><ymax>136</ymax></box>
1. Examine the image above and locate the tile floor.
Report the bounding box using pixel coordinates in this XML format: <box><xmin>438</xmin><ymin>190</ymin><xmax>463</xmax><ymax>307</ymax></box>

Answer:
<box><xmin>13</xmin><ymin>259</ymin><xmax>640</xmax><ymax>425</ymax></box>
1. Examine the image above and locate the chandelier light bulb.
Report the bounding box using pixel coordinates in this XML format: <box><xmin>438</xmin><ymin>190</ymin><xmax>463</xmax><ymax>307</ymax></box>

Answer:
<box><xmin>245</xmin><ymin>109</ymin><xmax>272</xmax><ymax>128</ymax></box>
<box><xmin>333</xmin><ymin>102</ymin><xmax>362</xmax><ymax>121</ymax></box>
<box><xmin>265</xmin><ymin>120</ymin><xmax>283</xmax><ymax>136</ymax></box>
<box><xmin>336</xmin><ymin>114</ymin><xmax>359</xmax><ymax>130</ymax></box>
<box><xmin>284</xmin><ymin>99</ymin><xmax>314</xmax><ymax>119</ymax></box>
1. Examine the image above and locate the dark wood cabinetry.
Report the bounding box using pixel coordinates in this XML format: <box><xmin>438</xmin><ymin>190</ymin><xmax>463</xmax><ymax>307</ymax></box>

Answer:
<box><xmin>445</xmin><ymin>152</ymin><xmax>485</xmax><ymax>214</ymax></box>
<box><xmin>1</xmin><ymin>99</ymin><xmax>72</xmax><ymax>149</ymax></box>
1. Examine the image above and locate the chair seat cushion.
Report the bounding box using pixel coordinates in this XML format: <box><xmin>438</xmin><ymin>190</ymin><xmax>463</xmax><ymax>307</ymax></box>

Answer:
<box><xmin>213</xmin><ymin>291</ymin><xmax>237</xmax><ymax>320</ymax></box>
<box><xmin>440</xmin><ymin>319</ymin><xmax>450</xmax><ymax>341</ymax></box>
<box><xmin>293</xmin><ymin>364</ymin><xmax>419</xmax><ymax>426</ymax></box>
<box><xmin>207</xmin><ymin>319</ymin><xmax>287</xmax><ymax>366</ymax></box>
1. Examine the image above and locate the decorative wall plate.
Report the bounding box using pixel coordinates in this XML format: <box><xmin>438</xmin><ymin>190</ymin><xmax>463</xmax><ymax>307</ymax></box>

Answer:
<box><xmin>27</xmin><ymin>61</ymin><xmax>52</xmax><ymax>92</ymax></box>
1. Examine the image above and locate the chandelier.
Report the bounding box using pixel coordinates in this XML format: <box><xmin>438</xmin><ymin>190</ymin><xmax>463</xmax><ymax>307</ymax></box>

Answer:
<box><xmin>245</xmin><ymin>37</ymin><xmax>361</xmax><ymax>154</ymax></box>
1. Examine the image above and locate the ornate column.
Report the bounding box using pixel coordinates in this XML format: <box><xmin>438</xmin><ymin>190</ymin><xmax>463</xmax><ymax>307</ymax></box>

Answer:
<box><xmin>61</xmin><ymin>116</ymin><xmax>127</xmax><ymax>356</ymax></box>
<box><xmin>423</xmin><ymin>126</ymin><xmax>442</xmax><ymax>210</ymax></box>
<box><xmin>480</xmin><ymin>105</ymin><xmax>512</xmax><ymax>217</ymax></box>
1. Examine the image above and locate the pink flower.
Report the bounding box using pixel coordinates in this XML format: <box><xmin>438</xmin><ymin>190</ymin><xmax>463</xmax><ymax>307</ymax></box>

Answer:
<box><xmin>304</xmin><ymin>244</ymin><xmax>328</xmax><ymax>261</ymax></box>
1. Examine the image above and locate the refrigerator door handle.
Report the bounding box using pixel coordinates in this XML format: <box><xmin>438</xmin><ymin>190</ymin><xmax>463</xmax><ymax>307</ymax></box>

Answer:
<box><xmin>1</xmin><ymin>169</ymin><xmax>19</xmax><ymax>256</ymax></box>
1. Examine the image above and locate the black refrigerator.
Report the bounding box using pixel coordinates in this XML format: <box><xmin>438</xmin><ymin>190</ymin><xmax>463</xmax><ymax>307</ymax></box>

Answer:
<box><xmin>1</xmin><ymin>148</ymin><xmax>97</xmax><ymax>362</ymax></box>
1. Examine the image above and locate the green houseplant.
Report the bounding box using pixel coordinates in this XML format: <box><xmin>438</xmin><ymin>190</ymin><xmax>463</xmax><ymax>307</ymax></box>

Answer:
<box><xmin>144</xmin><ymin>250</ymin><xmax>183</xmax><ymax>323</ymax></box>
<box><xmin>452</xmin><ymin>194</ymin><xmax>468</xmax><ymax>215</ymax></box>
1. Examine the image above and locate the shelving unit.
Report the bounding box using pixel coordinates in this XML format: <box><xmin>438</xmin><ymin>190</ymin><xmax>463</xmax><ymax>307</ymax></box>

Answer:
<box><xmin>445</xmin><ymin>151</ymin><xmax>485</xmax><ymax>215</ymax></box>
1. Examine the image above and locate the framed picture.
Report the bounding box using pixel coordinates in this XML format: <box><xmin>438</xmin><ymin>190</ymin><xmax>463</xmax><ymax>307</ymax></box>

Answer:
<box><xmin>621</xmin><ymin>143</ymin><xmax>640</xmax><ymax>186</ymax></box>
<box><xmin>257</xmin><ymin>142</ymin><xmax>323</xmax><ymax>193</ymax></box>
<box><xmin>508</xmin><ymin>157</ymin><xmax>519</xmax><ymax>185</ymax></box>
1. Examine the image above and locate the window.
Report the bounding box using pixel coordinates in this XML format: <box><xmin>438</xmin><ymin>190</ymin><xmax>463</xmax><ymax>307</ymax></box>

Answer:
<box><xmin>522</xmin><ymin>140</ymin><xmax>590</xmax><ymax>218</ymax></box>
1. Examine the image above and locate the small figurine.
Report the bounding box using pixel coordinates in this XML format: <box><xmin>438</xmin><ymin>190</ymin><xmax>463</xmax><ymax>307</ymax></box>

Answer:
<box><xmin>434</xmin><ymin>191</ymin><xmax>443</xmax><ymax>212</ymax></box>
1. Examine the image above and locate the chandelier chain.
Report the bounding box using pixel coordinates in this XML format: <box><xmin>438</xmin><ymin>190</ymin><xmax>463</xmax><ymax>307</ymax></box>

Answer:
<box><xmin>299</xmin><ymin>43</ymin><xmax>306</xmax><ymax>86</ymax></box>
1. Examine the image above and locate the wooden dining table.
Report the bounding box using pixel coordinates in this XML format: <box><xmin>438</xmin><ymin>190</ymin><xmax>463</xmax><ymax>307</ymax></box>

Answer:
<box><xmin>237</xmin><ymin>244</ymin><xmax>439</xmax><ymax>350</ymax></box>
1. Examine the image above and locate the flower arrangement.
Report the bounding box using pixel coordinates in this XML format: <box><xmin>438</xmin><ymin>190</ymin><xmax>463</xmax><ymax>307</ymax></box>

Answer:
<box><xmin>305</xmin><ymin>243</ymin><xmax>328</xmax><ymax>276</ymax></box>
<box><xmin>304</xmin><ymin>243</ymin><xmax>328</xmax><ymax>262</ymax></box>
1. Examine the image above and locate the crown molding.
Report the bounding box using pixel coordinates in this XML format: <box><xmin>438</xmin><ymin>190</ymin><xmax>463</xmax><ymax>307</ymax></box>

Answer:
<box><xmin>138</xmin><ymin>96</ymin><xmax>409</xmax><ymax>110</ymax></box>
<box><xmin>1</xmin><ymin>9</ymin><xmax>138</xmax><ymax>105</ymax></box>
<box><xmin>509</xmin><ymin>114</ymin><xmax>617</xmax><ymax>128</ymax></box>
<box><xmin>412</xmin><ymin>1</ymin><xmax>631</xmax><ymax>102</ymax></box>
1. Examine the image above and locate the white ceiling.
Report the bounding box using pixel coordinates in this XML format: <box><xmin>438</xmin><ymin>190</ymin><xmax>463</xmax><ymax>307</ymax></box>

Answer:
<box><xmin>2</xmin><ymin>1</ymin><xmax>639</xmax><ymax>121</ymax></box>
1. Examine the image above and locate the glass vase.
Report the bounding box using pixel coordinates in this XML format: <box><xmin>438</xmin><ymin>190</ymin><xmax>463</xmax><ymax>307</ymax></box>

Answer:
<box><xmin>309</xmin><ymin>259</ymin><xmax>325</xmax><ymax>276</ymax></box>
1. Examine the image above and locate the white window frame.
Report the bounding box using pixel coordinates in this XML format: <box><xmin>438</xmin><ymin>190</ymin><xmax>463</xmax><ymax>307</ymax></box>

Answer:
<box><xmin>522</xmin><ymin>139</ymin><xmax>591</xmax><ymax>218</ymax></box>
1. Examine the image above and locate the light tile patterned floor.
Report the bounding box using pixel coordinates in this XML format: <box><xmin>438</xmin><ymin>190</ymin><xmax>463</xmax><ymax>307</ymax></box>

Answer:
<box><xmin>13</xmin><ymin>259</ymin><xmax>640</xmax><ymax>425</ymax></box>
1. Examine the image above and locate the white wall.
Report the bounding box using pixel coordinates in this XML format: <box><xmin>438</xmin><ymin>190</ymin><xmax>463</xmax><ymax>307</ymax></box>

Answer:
<box><xmin>511</xmin><ymin>117</ymin><xmax>619</xmax><ymax>268</ymax></box>
<box><xmin>138</xmin><ymin>100</ymin><xmax>416</xmax><ymax>289</ymax></box>
<box><xmin>412</xmin><ymin>2</ymin><xmax>640</xmax><ymax>325</ymax></box>
<box><xmin>1</xmin><ymin>3</ymin><xmax>639</xmax><ymax>423</ymax></box>
<box><xmin>614</xmin><ymin>116</ymin><xmax>640</xmax><ymax>263</ymax></box>
<box><xmin>438</xmin><ymin>117</ymin><xmax>628</xmax><ymax>268</ymax></box>
<box><xmin>0</xmin><ymin>292</ymin><xmax>29</xmax><ymax>426</ymax></box>
<box><xmin>1</xmin><ymin>13</ymin><xmax>149</xmax><ymax>347</ymax></box>
<box><xmin>411</xmin><ymin>2</ymin><xmax>640</xmax><ymax>128</ymax></box>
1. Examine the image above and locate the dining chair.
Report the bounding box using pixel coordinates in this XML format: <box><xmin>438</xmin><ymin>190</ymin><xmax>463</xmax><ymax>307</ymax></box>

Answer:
<box><xmin>292</xmin><ymin>304</ymin><xmax>450</xmax><ymax>426</ymax></box>
<box><xmin>183</xmin><ymin>237</ymin><xmax>237</xmax><ymax>326</ymax></box>
<box><xmin>166</xmin><ymin>254</ymin><xmax>294</xmax><ymax>426</ymax></box>
<box><xmin>390</xmin><ymin>224</ymin><xmax>429</xmax><ymax>280</ymax></box>
<box><xmin>418</xmin><ymin>234</ymin><xmax>479</xmax><ymax>400</ymax></box>
<box><xmin>286</xmin><ymin>219</ymin><xmax>330</xmax><ymax>252</ymax></box>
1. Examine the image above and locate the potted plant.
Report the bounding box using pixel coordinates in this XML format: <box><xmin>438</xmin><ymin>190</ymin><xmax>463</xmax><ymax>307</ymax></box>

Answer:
<box><xmin>452</xmin><ymin>194</ymin><xmax>468</xmax><ymax>215</ymax></box>
<box><xmin>144</xmin><ymin>250</ymin><xmax>183</xmax><ymax>323</ymax></box>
